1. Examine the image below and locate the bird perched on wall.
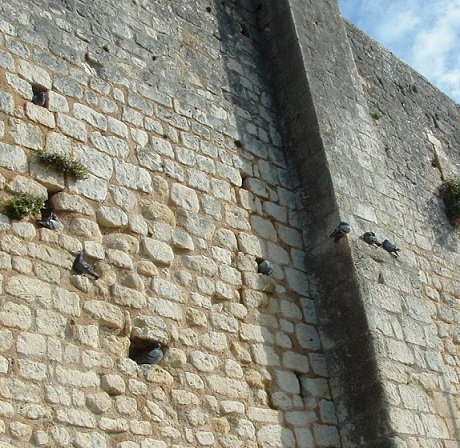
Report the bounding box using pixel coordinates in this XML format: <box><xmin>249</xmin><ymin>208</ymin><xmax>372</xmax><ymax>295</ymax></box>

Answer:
<box><xmin>135</xmin><ymin>343</ymin><xmax>164</xmax><ymax>365</ymax></box>
<box><xmin>381</xmin><ymin>239</ymin><xmax>400</xmax><ymax>257</ymax></box>
<box><xmin>256</xmin><ymin>258</ymin><xmax>273</xmax><ymax>275</ymax></box>
<box><xmin>36</xmin><ymin>210</ymin><xmax>60</xmax><ymax>230</ymax></box>
<box><xmin>329</xmin><ymin>222</ymin><xmax>351</xmax><ymax>242</ymax></box>
<box><xmin>32</xmin><ymin>91</ymin><xmax>47</xmax><ymax>107</ymax></box>
<box><xmin>72</xmin><ymin>251</ymin><xmax>99</xmax><ymax>279</ymax></box>
<box><xmin>360</xmin><ymin>231</ymin><xmax>381</xmax><ymax>247</ymax></box>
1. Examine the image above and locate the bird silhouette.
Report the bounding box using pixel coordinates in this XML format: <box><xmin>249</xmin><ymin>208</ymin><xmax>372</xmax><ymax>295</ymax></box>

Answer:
<box><xmin>382</xmin><ymin>239</ymin><xmax>400</xmax><ymax>257</ymax></box>
<box><xmin>256</xmin><ymin>258</ymin><xmax>273</xmax><ymax>275</ymax></box>
<box><xmin>72</xmin><ymin>251</ymin><xmax>99</xmax><ymax>279</ymax></box>
<box><xmin>360</xmin><ymin>231</ymin><xmax>381</xmax><ymax>247</ymax></box>
<box><xmin>135</xmin><ymin>343</ymin><xmax>164</xmax><ymax>365</ymax></box>
<box><xmin>36</xmin><ymin>211</ymin><xmax>60</xmax><ymax>230</ymax></box>
<box><xmin>329</xmin><ymin>222</ymin><xmax>351</xmax><ymax>242</ymax></box>
<box><xmin>32</xmin><ymin>91</ymin><xmax>47</xmax><ymax>107</ymax></box>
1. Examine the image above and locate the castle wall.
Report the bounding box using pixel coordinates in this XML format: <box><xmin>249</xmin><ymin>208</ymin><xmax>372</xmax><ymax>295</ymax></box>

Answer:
<box><xmin>258</xmin><ymin>0</ymin><xmax>460</xmax><ymax>446</ymax></box>
<box><xmin>0</xmin><ymin>0</ymin><xmax>459</xmax><ymax>447</ymax></box>
<box><xmin>0</xmin><ymin>0</ymin><xmax>340</xmax><ymax>447</ymax></box>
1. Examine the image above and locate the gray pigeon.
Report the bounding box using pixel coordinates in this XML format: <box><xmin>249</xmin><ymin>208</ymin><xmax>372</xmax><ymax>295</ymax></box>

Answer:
<box><xmin>360</xmin><ymin>231</ymin><xmax>381</xmax><ymax>247</ymax></box>
<box><xmin>136</xmin><ymin>343</ymin><xmax>163</xmax><ymax>365</ymax></box>
<box><xmin>256</xmin><ymin>258</ymin><xmax>273</xmax><ymax>275</ymax></box>
<box><xmin>329</xmin><ymin>221</ymin><xmax>351</xmax><ymax>242</ymax></box>
<box><xmin>382</xmin><ymin>239</ymin><xmax>400</xmax><ymax>257</ymax></box>
<box><xmin>72</xmin><ymin>251</ymin><xmax>99</xmax><ymax>279</ymax></box>
<box><xmin>37</xmin><ymin>211</ymin><xmax>60</xmax><ymax>230</ymax></box>
<box><xmin>32</xmin><ymin>91</ymin><xmax>46</xmax><ymax>106</ymax></box>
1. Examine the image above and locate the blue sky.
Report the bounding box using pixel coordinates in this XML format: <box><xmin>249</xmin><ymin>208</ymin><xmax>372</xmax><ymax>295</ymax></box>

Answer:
<box><xmin>338</xmin><ymin>0</ymin><xmax>460</xmax><ymax>104</ymax></box>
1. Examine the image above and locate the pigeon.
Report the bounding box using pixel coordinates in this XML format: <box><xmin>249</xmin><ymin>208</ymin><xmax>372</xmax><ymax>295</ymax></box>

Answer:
<box><xmin>32</xmin><ymin>91</ymin><xmax>47</xmax><ymax>107</ymax></box>
<box><xmin>36</xmin><ymin>211</ymin><xmax>60</xmax><ymax>230</ymax></box>
<box><xmin>136</xmin><ymin>343</ymin><xmax>164</xmax><ymax>365</ymax></box>
<box><xmin>360</xmin><ymin>231</ymin><xmax>381</xmax><ymax>247</ymax></box>
<box><xmin>256</xmin><ymin>258</ymin><xmax>273</xmax><ymax>275</ymax></box>
<box><xmin>381</xmin><ymin>239</ymin><xmax>400</xmax><ymax>257</ymax></box>
<box><xmin>72</xmin><ymin>251</ymin><xmax>99</xmax><ymax>279</ymax></box>
<box><xmin>329</xmin><ymin>222</ymin><xmax>351</xmax><ymax>242</ymax></box>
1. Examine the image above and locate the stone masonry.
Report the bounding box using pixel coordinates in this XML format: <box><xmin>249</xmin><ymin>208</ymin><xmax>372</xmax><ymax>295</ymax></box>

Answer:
<box><xmin>0</xmin><ymin>0</ymin><xmax>459</xmax><ymax>447</ymax></box>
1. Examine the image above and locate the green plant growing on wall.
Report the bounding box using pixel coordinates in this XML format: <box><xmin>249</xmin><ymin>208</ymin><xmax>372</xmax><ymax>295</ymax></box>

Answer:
<box><xmin>36</xmin><ymin>149</ymin><xmax>89</xmax><ymax>180</ymax></box>
<box><xmin>3</xmin><ymin>193</ymin><xmax>46</xmax><ymax>220</ymax></box>
<box><xmin>371</xmin><ymin>111</ymin><xmax>383</xmax><ymax>120</ymax></box>
<box><xmin>439</xmin><ymin>177</ymin><xmax>460</xmax><ymax>226</ymax></box>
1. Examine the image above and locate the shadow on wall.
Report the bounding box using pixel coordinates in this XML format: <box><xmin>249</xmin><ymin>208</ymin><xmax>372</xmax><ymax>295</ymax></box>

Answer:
<box><xmin>212</xmin><ymin>0</ymin><xmax>340</xmax><ymax>447</ymax></box>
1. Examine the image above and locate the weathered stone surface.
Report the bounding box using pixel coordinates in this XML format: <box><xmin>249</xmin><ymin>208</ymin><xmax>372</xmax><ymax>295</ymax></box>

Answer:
<box><xmin>97</xmin><ymin>207</ymin><xmax>128</xmax><ymax>228</ymax></box>
<box><xmin>50</xmin><ymin>192</ymin><xmax>94</xmax><ymax>215</ymax></box>
<box><xmin>141</xmin><ymin>238</ymin><xmax>174</xmax><ymax>266</ymax></box>
<box><xmin>112</xmin><ymin>285</ymin><xmax>146</xmax><ymax>309</ymax></box>
<box><xmin>0</xmin><ymin>143</ymin><xmax>28</xmax><ymax>173</ymax></box>
<box><xmin>69</xmin><ymin>218</ymin><xmax>103</xmax><ymax>242</ymax></box>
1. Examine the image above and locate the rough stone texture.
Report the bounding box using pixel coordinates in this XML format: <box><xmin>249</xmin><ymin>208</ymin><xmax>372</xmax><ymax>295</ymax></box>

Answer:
<box><xmin>0</xmin><ymin>0</ymin><xmax>457</xmax><ymax>447</ymax></box>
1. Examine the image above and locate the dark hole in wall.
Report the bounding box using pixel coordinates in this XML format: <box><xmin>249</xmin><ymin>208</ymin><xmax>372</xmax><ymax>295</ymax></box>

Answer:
<box><xmin>129</xmin><ymin>338</ymin><xmax>166</xmax><ymax>365</ymax></box>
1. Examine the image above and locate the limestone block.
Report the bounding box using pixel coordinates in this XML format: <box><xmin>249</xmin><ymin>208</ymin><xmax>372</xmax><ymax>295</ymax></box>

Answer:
<box><xmin>189</xmin><ymin>351</ymin><xmax>219</xmax><ymax>372</ymax></box>
<box><xmin>2</xmin><ymin>236</ymin><xmax>27</xmax><ymax>256</ymax></box>
<box><xmin>50</xmin><ymin>192</ymin><xmax>94</xmax><ymax>215</ymax></box>
<box><xmin>166</xmin><ymin>348</ymin><xmax>187</xmax><ymax>368</ymax></box>
<box><xmin>18</xmin><ymin>60</ymin><xmax>51</xmax><ymax>88</ymax></box>
<box><xmin>295</xmin><ymin>323</ymin><xmax>321</xmax><ymax>350</ymax></box>
<box><xmin>242</xmin><ymin>178</ymin><xmax>270</xmax><ymax>198</ymax></box>
<box><xmin>220</xmin><ymin>401</ymin><xmax>245</xmax><ymax>415</ymax></box>
<box><xmin>73</xmin><ymin>432</ymin><xmax>106</xmax><ymax>448</ymax></box>
<box><xmin>47</xmin><ymin>91</ymin><xmax>69</xmax><ymax>113</ymax></box>
<box><xmin>55</xmin><ymin>365</ymin><xmax>100</xmax><ymax>388</ymax></box>
<box><xmin>312</xmin><ymin>424</ymin><xmax>340</xmax><ymax>447</ymax></box>
<box><xmin>0</xmin><ymin>301</ymin><xmax>32</xmax><ymax>330</ymax></box>
<box><xmin>97</xmin><ymin>207</ymin><xmax>128</xmax><ymax>228</ymax></box>
<box><xmin>18</xmin><ymin>359</ymin><xmax>46</xmax><ymax>381</ymax></box>
<box><xmin>131</xmin><ymin>316</ymin><xmax>168</xmax><ymax>342</ymax></box>
<box><xmin>69</xmin><ymin>174</ymin><xmax>108</xmax><ymax>201</ymax></box>
<box><xmin>171</xmin><ymin>390</ymin><xmax>200</xmax><ymax>406</ymax></box>
<box><xmin>0</xmin><ymin>400</ymin><xmax>14</xmax><ymax>417</ymax></box>
<box><xmin>196</xmin><ymin>431</ymin><xmax>215</xmax><ymax>446</ymax></box>
<box><xmin>115</xmin><ymin>396</ymin><xmax>138</xmax><ymax>415</ymax></box>
<box><xmin>10</xmin><ymin>421</ymin><xmax>33</xmax><ymax>441</ymax></box>
<box><xmin>224</xmin><ymin>359</ymin><xmax>243</xmax><ymax>379</ymax></box>
<box><xmin>228</xmin><ymin>303</ymin><xmax>248</xmax><ymax>320</ymax></box>
<box><xmin>107</xmin><ymin>249</ymin><xmax>133</xmax><ymax>269</ymax></box>
<box><xmin>206</xmin><ymin>376</ymin><xmax>249</xmax><ymax>400</ymax></box>
<box><xmin>91</xmin><ymin>132</ymin><xmax>130</xmax><ymax>158</ymax></box>
<box><xmin>26</xmin><ymin>102</ymin><xmax>55</xmax><ymax>128</ymax></box>
<box><xmin>235</xmin><ymin>419</ymin><xmax>256</xmax><ymax>439</ymax></box>
<box><xmin>172</xmin><ymin>230</ymin><xmax>194</xmax><ymax>251</ymax></box>
<box><xmin>178</xmin><ymin>210</ymin><xmax>215</xmax><ymax>239</ymax></box>
<box><xmin>10</xmin><ymin>118</ymin><xmax>43</xmax><ymax>149</ymax></box>
<box><xmin>145</xmin><ymin>401</ymin><xmax>165</xmax><ymax>422</ymax></box>
<box><xmin>141</xmin><ymin>238</ymin><xmax>174</xmax><ymax>266</ymax></box>
<box><xmin>130</xmin><ymin>420</ymin><xmax>152</xmax><ymax>436</ymax></box>
<box><xmin>137</xmin><ymin>146</ymin><xmax>162</xmax><ymax>171</ymax></box>
<box><xmin>142</xmin><ymin>202</ymin><xmax>176</xmax><ymax>226</ymax></box>
<box><xmin>84</xmin><ymin>300</ymin><xmax>124</xmax><ymax>329</ymax></box>
<box><xmin>216</xmin><ymin>229</ymin><xmax>238</xmax><ymax>250</ymax></box>
<box><xmin>129</xmin><ymin>215</ymin><xmax>149</xmax><ymax>235</ymax></box>
<box><xmin>74</xmin><ymin>103</ymin><xmax>107</xmax><ymax>130</ymax></box>
<box><xmin>200</xmin><ymin>331</ymin><xmax>228</xmax><ymax>352</ymax></box>
<box><xmin>187</xmin><ymin>308</ymin><xmax>207</xmax><ymax>327</ymax></box>
<box><xmin>69</xmin><ymin>217</ymin><xmax>102</xmax><ymax>242</ymax></box>
<box><xmin>144</xmin><ymin>367</ymin><xmax>174</xmax><ymax>385</ymax></box>
<box><xmin>182</xmin><ymin>255</ymin><xmax>217</xmax><ymax>276</ymax></box>
<box><xmin>257</xmin><ymin>425</ymin><xmax>295</xmax><ymax>448</ymax></box>
<box><xmin>214</xmin><ymin>281</ymin><xmax>234</xmax><ymax>301</ymax></box>
<box><xmin>36</xmin><ymin>309</ymin><xmax>67</xmax><ymax>337</ymax></box>
<box><xmin>230</xmin><ymin>342</ymin><xmax>252</xmax><ymax>364</ymax></box>
<box><xmin>148</xmin><ymin>297</ymin><xmax>183</xmax><ymax>321</ymax></box>
<box><xmin>99</xmin><ymin>417</ymin><xmax>129</xmax><ymax>433</ymax></box>
<box><xmin>128</xmin><ymin>379</ymin><xmax>148</xmax><ymax>395</ymax></box>
<box><xmin>219</xmin><ymin>435</ymin><xmax>244</xmax><ymax>448</ymax></box>
<box><xmin>53</xmin><ymin>288</ymin><xmax>81</xmax><ymax>317</ymax></box>
<box><xmin>183</xmin><ymin>372</ymin><xmax>204</xmax><ymax>389</ymax></box>
<box><xmin>251</xmin><ymin>344</ymin><xmax>280</xmax><ymax>366</ymax></box>
<box><xmin>225</xmin><ymin>204</ymin><xmax>250</xmax><ymax>230</ymax></box>
<box><xmin>0</xmin><ymin>329</ymin><xmax>14</xmax><ymax>351</ymax></box>
<box><xmin>153</xmin><ymin>278</ymin><xmax>184</xmax><ymax>302</ymax></box>
<box><xmin>170</xmin><ymin>183</ymin><xmax>199</xmax><ymax>212</ymax></box>
<box><xmin>33</xmin><ymin>431</ymin><xmax>49</xmax><ymax>446</ymax></box>
<box><xmin>110</xmin><ymin>186</ymin><xmax>137</xmax><ymax>211</ymax></box>
<box><xmin>0</xmin><ymin>143</ymin><xmax>27</xmax><ymax>173</ymax></box>
<box><xmin>112</xmin><ymin>285</ymin><xmax>146</xmax><ymax>309</ymax></box>
<box><xmin>115</xmin><ymin>160</ymin><xmax>152</xmax><ymax>193</ymax></box>
<box><xmin>219</xmin><ymin>265</ymin><xmax>242</xmax><ymax>286</ymax></box>
<box><xmin>6</xmin><ymin>176</ymin><xmax>48</xmax><ymax>199</ymax></box>
<box><xmin>285</xmin><ymin>268</ymin><xmax>309</xmax><ymax>295</ymax></box>
<box><xmin>0</xmin><ymin>252</ymin><xmax>12</xmax><ymax>270</ymax></box>
<box><xmin>101</xmin><ymin>374</ymin><xmax>125</xmax><ymax>395</ymax></box>
<box><xmin>86</xmin><ymin>392</ymin><xmax>112</xmax><ymax>414</ymax></box>
<box><xmin>209</xmin><ymin>313</ymin><xmax>238</xmax><ymax>333</ymax></box>
<box><xmin>57</xmin><ymin>114</ymin><xmax>87</xmax><ymax>142</ymax></box>
<box><xmin>56</xmin><ymin>409</ymin><xmax>97</xmax><ymax>428</ymax></box>
<box><xmin>278</xmin><ymin>225</ymin><xmax>303</xmax><ymax>248</ymax></box>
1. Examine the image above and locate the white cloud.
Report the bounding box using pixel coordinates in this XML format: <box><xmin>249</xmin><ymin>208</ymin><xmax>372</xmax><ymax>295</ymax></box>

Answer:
<box><xmin>338</xmin><ymin>0</ymin><xmax>460</xmax><ymax>103</ymax></box>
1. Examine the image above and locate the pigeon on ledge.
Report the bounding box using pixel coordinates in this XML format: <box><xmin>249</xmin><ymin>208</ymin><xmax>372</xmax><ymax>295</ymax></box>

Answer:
<box><xmin>36</xmin><ymin>211</ymin><xmax>60</xmax><ymax>230</ymax></box>
<box><xmin>329</xmin><ymin>222</ymin><xmax>351</xmax><ymax>242</ymax></box>
<box><xmin>72</xmin><ymin>251</ymin><xmax>99</xmax><ymax>279</ymax></box>
<box><xmin>32</xmin><ymin>91</ymin><xmax>47</xmax><ymax>107</ymax></box>
<box><xmin>381</xmin><ymin>239</ymin><xmax>400</xmax><ymax>257</ymax></box>
<box><xmin>360</xmin><ymin>231</ymin><xmax>381</xmax><ymax>247</ymax></box>
<box><xmin>135</xmin><ymin>343</ymin><xmax>164</xmax><ymax>365</ymax></box>
<box><xmin>256</xmin><ymin>258</ymin><xmax>273</xmax><ymax>275</ymax></box>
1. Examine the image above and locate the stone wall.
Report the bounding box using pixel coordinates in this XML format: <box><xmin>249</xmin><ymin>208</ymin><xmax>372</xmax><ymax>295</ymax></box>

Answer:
<box><xmin>0</xmin><ymin>0</ymin><xmax>459</xmax><ymax>447</ymax></box>
<box><xmin>0</xmin><ymin>0</ymin><xmax>340</xmax><ymax>447</ymax></box>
